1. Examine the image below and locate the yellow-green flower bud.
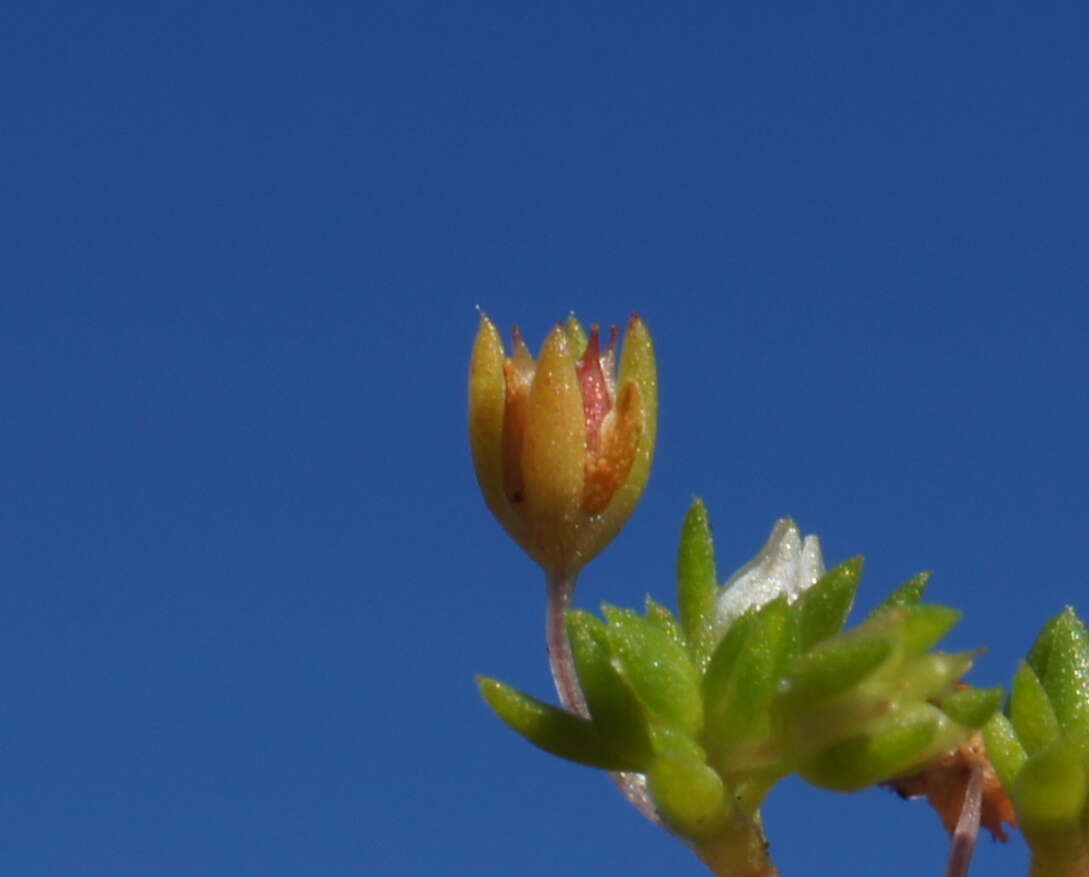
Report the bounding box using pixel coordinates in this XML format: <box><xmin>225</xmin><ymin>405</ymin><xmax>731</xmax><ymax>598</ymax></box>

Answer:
<box><xmin>469</xmin><ymin>313</ymin><xmax>657</xmax><ymax>577</ymax></box>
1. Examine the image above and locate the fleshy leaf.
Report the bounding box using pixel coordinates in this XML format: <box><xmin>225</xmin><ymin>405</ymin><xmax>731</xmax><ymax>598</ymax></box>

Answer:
<box><xmin>1030</xmin><ymin>608</ymin><xmax>1089</xmax><ymax>750</ymax></box>
<box><xmin>892</xmin><ymin>651</ymin><xmax>976</xmax><ymax>704</ymax></box>
<box><xmin>898</xmin><ymin>604</ymin><xmax>962</xmax><ymax>657</ymax></box>
<box><xmin>793</xmin><ymin>556</ymin><xmax>863</xmax><ymax>652</ymax></box>
<box><xmin>777</xmin><ymin>633</ymin><xmax>893</xmax><ymax>710</ymax></box>
<box><xmin>645</xmin><ymin>597</ymin><xmax>687</xmax><ymax>651</ymax></box>
<box><xmin>477</xmin><ymin>677</ymin><xmax>638</xmax><ymax>770</ymax></box>
<box><xmin>650</xmin><ymin>725</ymin><xmax>707</xmax><ymax>760</ymax></box>
<box><xmin>982</xmin><ymin>711</ymin><xmax>1028</xmax><ymax>792</ymax></box>
<box><xmin>872</xmin><ymin>571</ymin><xmax>931</xmax><ymax>614</ymax></box>
<box><xmin>704</xmin><ymin>597</ymin><xmax>791</xmax><ymax>755</ymax></box>
<box><xmin>604</xmin><ymin>606</ymin><xmax>703</xmax><ymax>736</ymax></box>
<box><xmin>940</xmin><ymin>685</ymin><xmax>1005</xmax><ymax>730</ymax></box>
<box><xmin>648</xmin><ymin>754</ymin><xmax>728</xmax><ymax>838</ymax></box>
<box><xmin>567</xmin><ymin>610</ymin><xmax>655</xmax><ymax>770</ymax></box>
<box><xmin>1010</xmin><ymin>662</ymin><xmax>1062</xmax><ymax>756</ymax></box>
<box><xmin>677</xmin><ymin>498</ymin><xmax>718</xmax><ymax>669</ymax></box>
<box><xmin>799</xmin><ymin>704</ymin><xmax>944</xmax><ymax>791</ymax></box>
<box><xmin>1014</xmin><ymin>738</ymin><xmax>1089</xmax><ymax>841</ymax></box>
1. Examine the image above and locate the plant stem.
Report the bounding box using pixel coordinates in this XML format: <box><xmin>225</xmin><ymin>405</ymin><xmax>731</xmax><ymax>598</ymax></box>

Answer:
<box><xmin>694</xmin><ymin>815</ymin><xmax>780</xmax><ymax>877</ymax></box>
<box><xmin>545</xmin><ymin>569</ymin><xmax>661</xmax><ymax>825</ymax></box>
<box><xmin>944</xmin><ymin>763</ymin><xmax>982</xmax><ymax>877</ymax></box>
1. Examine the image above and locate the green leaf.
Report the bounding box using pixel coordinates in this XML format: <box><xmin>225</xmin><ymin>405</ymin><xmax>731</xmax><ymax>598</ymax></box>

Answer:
<box><xmin>981</xmin><ymin>711</ymin><xmax>1028</xmax><ymax>793</ymax></box>
<box><xmin>676</xmin><ymin>499</ymin><xmax>718</xmax><ymax>669</ymax></box>
<box><xmin>703</xmin><ymin>603</ymin><xmax>759</xmax><ymax>695</ymax></box>
<box><xmin>477</xmin><ymin>677</ymin><xmax>636</xmax><ymax>770</ymax></box>
<box><xmin>777</xmin><ymin>633</ymin><xmax>893</xmax><ymax>710</ymax></box>
<box><xmin>1029</xmin><ymin>608</ymin><xmax>1089</xmax><ymax>750</ymax></box>
<box><xmin>650</xmin><ymin>724</ymin><xmax>707</xmax><ymax>761</ymax></box>
<box><xmin>798</xmin><ymin>704</ymin><xmax>942</xmax><ymax>791</ymax></box>
<box><xmin>898</xmin><ymin>604</ymin><xmax>962</xmax><ymax>657</ymax></box>
<box><xmin>604</xmin><ymin>606</ymin><xmax>703</xmax><ymax>736</ymax></box>
<box><xmin>940</xmin><ymin>685</ymin><xmax>1005</xmax><ymax>729</ymax></box>
<box><xmin>1027</xmin><ymin>609</ymin><xmax>1064</xmax><ymax>681</ymax></box>
<box><xmin>645</xmin><ymin>597</ymin><xmax>686</xmax><ymax>651</ymax></box>
<box><xmin>891</xmin><ymin>651</ymin><xmax>975</xmax><ymax>704</ymax></box>
<box><xmin>1010</xmin><ymin>662</ymin><xmax>1062</xmax><ymax>756</ymax></box>
<box><xmin>703</xmin><ymin>597</ymin><xmax>791</xmax><ymax>754</ymax></box>
<box><xmin>567</xmin><ymin>610</ymin><xmax>655</xmax><ymax>770</ymax></box>
<box><xmin>793</xmin><ymin>556</ymin><xmax>863</xmax><ymax>652</ymax></box>
<box><xmin>647</xmin><ymin>754</ymin><xmax>728</xmax><ymax>839</ymax></box>
<box><xmin>872</xmin><ymin>571</ymin><xmax>931</xmax><ymax>614</ymax></box>
<box><xmin>1014</xmin><ymin>738</ymin><xmax>1089</xmax><ymax>840</ymax></box>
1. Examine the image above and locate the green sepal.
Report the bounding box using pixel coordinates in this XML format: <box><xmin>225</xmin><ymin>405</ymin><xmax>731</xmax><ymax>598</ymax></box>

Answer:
<box><xmin>647</xmin><ymin>754</ymin><xmax>729</xmax><ymax>838</ymax></box>
<box><xmin>797</xmin><ymin>703</ymin><xmax>945</xmax><ymax>791</ymax></box>
<box><xmin>940</xmin><ymin>685</ymin><xmax>1005</xmax><ymax>729</ymax></box>
<box><xmin>604</xmin><ymin>605</ymin><xmax>703</xmax><ymax>736</ymax></box>
<box><xmin>676</xmin><ymin>498</ymin><xmax>718</xmax><ymax>669</ymax></box>
<box><xmin>1011</xmin><ymin>662</ymin><xmax>1062</xmax><ymax>756</ymax></box>
<box><xmin>1014</xmin><ymin>738</ymin><xmax>1089</xmax><ymax>845</ymax></box>
<box><xmin>898</xmin><ymin>604</ymin><xmax>962</xmax><ymax>657</ymax></box>
<box><xmin>982</xmin><ymin>711</ymin><xmax>1028</xmax><ymax>792</ymax></box>
<box><xmin>1028</xmin><ymin>607</ymin><xmax>1089</xmax><ymax>750</ymax></box>
<box><xmin>703</xmin><ymin>597</ymin><xmax>791</xmax><ymax>756</ymax></box>
<box><xmin>567</xmin><ymin>610</ymin><xmax>655</xmax><ymax>771</ymax></box>
<box><xmin>793</xmin><ymin>556</ymin><xmax>863</xmax><ymax>652</ymax></box>
<box><xmin>645</xmin><ymin>597</ymin><xmax>687</xmax><ymax>651</ymax></box>
<box><xmin>562</xmin><ymin>314</ymin><xmax>589</xmax><ymax>359</ymax></box>
<box><xmin>872</xmin><ymin>571</ymin><xmax>931</xmax><ymax>614</ymax></box>
<box><xmin>477</xmin><ymin>677</ymin><xmax>637</xmax><ymax>770</ymax></box>
<box><xmin>777</xmin><ymin>632</ymin><xmax>893</xmax><ymax>709</ymax></box>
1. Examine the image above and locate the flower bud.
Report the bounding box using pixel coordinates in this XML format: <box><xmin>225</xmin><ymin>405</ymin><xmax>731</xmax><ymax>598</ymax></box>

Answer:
<box><xmin>469</xmin><ymin>313</ymin><xmax>657</xmax><ymax>577</ymax></box>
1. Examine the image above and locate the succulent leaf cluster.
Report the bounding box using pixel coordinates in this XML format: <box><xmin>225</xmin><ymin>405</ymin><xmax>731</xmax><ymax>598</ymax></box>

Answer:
<box><xmin>479</xmin><ymin>500</ymin><xmax>997</xmax><ymax>856</ymax></box>
<box><xmin>983</xmin><ymin>608</ymin><xmax>1089</xmax><ymax>874</ymax></box>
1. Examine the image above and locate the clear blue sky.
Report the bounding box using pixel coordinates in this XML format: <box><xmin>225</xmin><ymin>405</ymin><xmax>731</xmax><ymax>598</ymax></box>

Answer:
<box><xmin>4</xmin><ymin>2</ymin><xmax>1087</xmax><ymax>875</ymax></box>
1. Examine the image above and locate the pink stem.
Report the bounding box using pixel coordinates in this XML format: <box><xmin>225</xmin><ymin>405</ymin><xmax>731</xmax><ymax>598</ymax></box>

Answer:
<box><xmin>944</xmin><ymin>764</ymin><xmax>983</xmax><ymax>877</ymax></box>
<box><xmin>546</xmin><ymin>570</ymin><xmax>660</xmax><ymax>825</ymax></box>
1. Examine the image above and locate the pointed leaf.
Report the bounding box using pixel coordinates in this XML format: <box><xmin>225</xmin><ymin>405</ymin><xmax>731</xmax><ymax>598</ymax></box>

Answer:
<box><xmin>477</xmin><ymin>677</ymin><xmax>636</xmax><ymax>770</ymax></box>
<box><xmin>1010</xmin><ymin>662</ymin><xmax>1062</xmax><ymax>756</ymax></box>
<box><xmin>605</xmin><ymin>606</ymin><xmax>703</xmax><ymax>735</ymax></box>
<box><xmin>799</xmin><ymin>704</ymin><xmax>943</xmax><ymax>791</ymax></box>
<box><xmin>778</xmin><ymin>634</ymin><xmax>893</xmax><ymax>710</ymax></box>
<box><xmin>982</xmin><ymin>712</ymin><xmax>1028</xmax><ymax>792</ymax></box>
<box><xmin>645</xmin><ymin>597</ymin><xmax>686</xmax><ymax>651</ymax></box>
<box><xmin>940</xmin><ymin>685</ymin><xmax>1005</xmax><ymax>730</ymax></box>
<box><xmin>872</xmin><ymin>571</ymin><xmax>931</xmax><ymax>614</ymax></box>
<box><xmin>794</xmin><ymin>556</ymin><xmax>863</xmax><ymax>652</ymax></box>
<box><xmin>1027</xmin><ymin>608</ymin><xmax>1065</xmax><ymax>681</ymax></box>
<box><xmin>562</xmin><ymin>314</ymin><xmax>589</xmax><ymax>359</ymax></box>
<box><xmin>1031</xmin><ymin>608</ymin><xmax>1089</xmax><ymax>749</ymax></box>
<box><xmin>567</xmin><ymin>610</ymin><xmax>655</xmax><ymax>770</ymax></box>
<box><xmin>677</xmin><ymin>498</ymin><xmax>718</xmax><ymax>668</ymax></box>
<box><xmin>899</xmin><ymin>604</ymin><xmax>962</xmax><ymax>657</ymax></box>
<box><xmin>704</xmin><ymin>597</ymin><xmax>791</xmax><ymax>752</ymax></box>
<box><xmin>891</xmin><ymin>651</ymin><xmax>975</xmax><ymax>704</ymax></box>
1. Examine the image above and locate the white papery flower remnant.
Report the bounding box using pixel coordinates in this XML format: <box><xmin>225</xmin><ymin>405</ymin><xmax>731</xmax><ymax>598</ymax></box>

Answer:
<box><xmin>713</xmin><ymin>518</ymin><xmax>825</xmax><ymax>637</ymax></box>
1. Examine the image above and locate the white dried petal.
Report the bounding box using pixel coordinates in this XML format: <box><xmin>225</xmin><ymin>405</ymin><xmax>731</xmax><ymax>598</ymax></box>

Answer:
<box><xmin>713</xmin><ymin>518</ymin><xmax>826</xmax><ymax>638</ymax></box>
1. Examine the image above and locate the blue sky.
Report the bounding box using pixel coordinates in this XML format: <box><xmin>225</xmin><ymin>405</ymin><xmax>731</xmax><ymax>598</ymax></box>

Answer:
<box><xmin>4</xmin><ymin>2</ymin><xmax>1087</xmax><ymax>874</ymax></box>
